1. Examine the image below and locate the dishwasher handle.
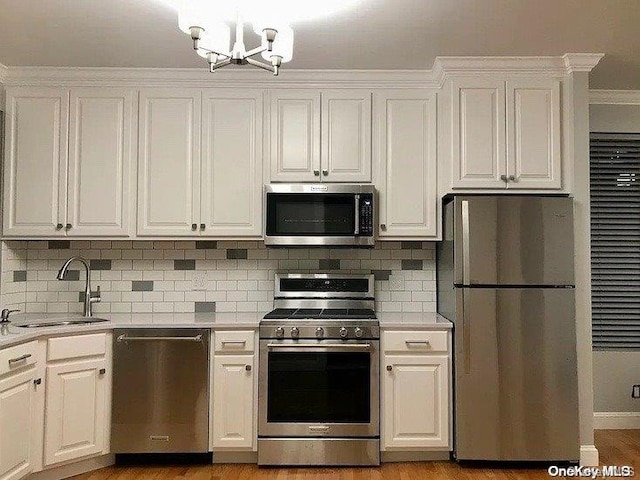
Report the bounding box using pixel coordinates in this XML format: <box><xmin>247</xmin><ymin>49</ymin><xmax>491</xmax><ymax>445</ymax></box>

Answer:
<box><xmin>116</xmin><ymin>334</ymin><xmax>204</xmax><ymax>343</ymax></box>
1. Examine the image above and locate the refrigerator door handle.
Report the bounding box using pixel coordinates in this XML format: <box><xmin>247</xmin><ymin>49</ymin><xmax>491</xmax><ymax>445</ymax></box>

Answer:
<box><xmin>461</xmin><ymin>200</ymin><xmax>470</xmax><ymax>285</ymax></box>
<box><xmin>462</xmin><ymin>289</ymin><xmax>471</xmax><ymax>374</ymax></box>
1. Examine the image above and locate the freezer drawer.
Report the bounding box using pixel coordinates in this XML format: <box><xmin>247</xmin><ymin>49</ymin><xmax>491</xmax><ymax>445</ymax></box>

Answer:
<box><xmin>111</xmin><ymin>328</ymin><xmax>210</xmax><ymax>453</ymax></box>
<box><xmin>452</xmin><ymin>196</ymin><xmax>575</xmax><ymax>286</ymax></box>
<box><xmin>453</xmin><ymin>288</ymin><xmax>579</xmax><ymax>461</ymax></box>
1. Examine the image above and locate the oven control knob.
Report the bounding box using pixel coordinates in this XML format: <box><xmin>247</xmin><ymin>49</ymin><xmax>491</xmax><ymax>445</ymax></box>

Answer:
<box><xmin>315</xmin><ymin>327</ymin><xmax>324</xmax><ymax>338</ymax></box>
<box><xmin>354</xmin><ymin>327</ymin><xmax>364</xmax><ymax>338</ymax></box>
<box><xmin>275</xmin><ymin>327</ymin><xmax>284</xmax><ymax>338</ymax></box>
<box><xmin>339</xmin><ymin>327</ymin><xmax>348</xmax><ymax>338</ymax></box>
<box><xmin>291</xmin><ymin>327</ymin><xmax>300</xmax><ymax>338</ymax></box>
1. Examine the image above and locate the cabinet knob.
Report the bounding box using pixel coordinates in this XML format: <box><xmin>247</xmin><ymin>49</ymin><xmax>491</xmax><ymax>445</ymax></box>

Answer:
<box><xmin>386</xmin><ymin>365</ymin><xmax>392</xmax><ymax>372</ymax></box>
<box><xmin>245</xmin><ymin>365</ymin><xmax>252</xmax><ymax>371</ymax></box>
<box><xmin>322</xmin><ymin>170</ymin><xmax>328</xmax><ymax>176</ymax></box>
<box><xmin>56</xmin><ymin>223</ymin><xmax>63</xmax><ymax>230</ymax></box>
<box><xmin>313</xmin><ymin>170</ymin><xmax>320</xmax><ymax>176</ymax></box>
<box><xmin>380</xmin><ymin>224</ymin><xmax>387</xmax><ymax>232</ymax></box>
<box><xmin>200</xmin><ymin>223</ymin><xmax>206</xmax><ymax>230</ymax></box>
<box><xmin>191</xmin><ymin>223</ymin><xmax>197</xmax><ymax>231</ymax></box>
<box><xmin>500</xmin><ymin>175</ymin><xmax>508</xmax><ymax>182</ymax></box>
<box><xmin>65</xmin><ymin>223</ymin><xmax>72</xmax><ymax>230</ymax></box>
<box><xmin>99</xmin><ymin>368</ymin><xmax>106</xmax><ymax>375</ymax></box>
<box><xmin>508</xmin><ymin>175</ymin><xmax>518</xmax><ymax>182</ymax></box>
<box><xmin>34</xmin><ymin>378</ymin><xmax>42</xmax><ymax>386</ymax></box>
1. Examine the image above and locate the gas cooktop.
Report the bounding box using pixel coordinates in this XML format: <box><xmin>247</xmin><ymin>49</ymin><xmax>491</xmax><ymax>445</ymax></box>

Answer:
<box><xmin>263</xmin><ymin>308</ymin><xmax>376</xmax><ymax>320</ymax></box>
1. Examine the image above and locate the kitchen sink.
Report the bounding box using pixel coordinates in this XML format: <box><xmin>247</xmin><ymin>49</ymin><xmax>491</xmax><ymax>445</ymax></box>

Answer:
<box><xmin>15</xmin><ymin>318</ymin><xmax>110</xmax><ymax>328</ymax></box>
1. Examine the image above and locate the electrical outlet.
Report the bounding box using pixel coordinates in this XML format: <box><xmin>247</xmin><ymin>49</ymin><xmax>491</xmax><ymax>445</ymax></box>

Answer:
<box><xmin>632</xmin><ymin>385</ymin><xmax>640</xmax><ymax>399</ymax></box>
<box><xmin>192</xmin><ymin>272</ymin><xmax>206</xmax><ymax>291</ymax></box>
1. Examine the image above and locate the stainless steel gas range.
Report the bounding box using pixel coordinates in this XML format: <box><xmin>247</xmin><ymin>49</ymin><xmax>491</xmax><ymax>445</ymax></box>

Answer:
<box><xmin>258</xmin><ymin>274</ymin><xmax>380</xmax><ymax>466</ymax></box>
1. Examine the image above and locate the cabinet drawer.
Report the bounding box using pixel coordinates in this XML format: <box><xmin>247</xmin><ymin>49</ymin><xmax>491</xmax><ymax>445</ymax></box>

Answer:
<box><xmin>383</xmin><ymin>330</ymin><xmax>448</xmax><ymax>353</ymax></box>
<box><xmin>47</xmin><ymin>333</ymin><xmax>107</xmax><ymax>361</ymax></box>
<box><xmin>0</xmin><ymin>340</ymin><xmax>38</xmax><ymax>376</ymax></box>
<box><xmin>214</xmin><ymin>330</ymin><xmax>255</xmax><ymax>353</ymax></box>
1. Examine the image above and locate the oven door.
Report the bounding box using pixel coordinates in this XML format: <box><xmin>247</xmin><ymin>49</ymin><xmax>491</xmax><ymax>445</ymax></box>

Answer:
<box><xmin>258</xmin><ymin>339</ymin><xmax>379</xmax><ymax>438</ymax></box>
<box><xmin>264</xmin><ymin>185</ymin><xmax>374</xmax><ymax>247</ymax></box>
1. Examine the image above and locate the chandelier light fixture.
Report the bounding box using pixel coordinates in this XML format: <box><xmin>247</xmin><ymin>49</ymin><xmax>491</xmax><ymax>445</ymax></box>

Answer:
<box><xmin>178</xmin><ymin>1</ymin><xmax>294</xmax><ymax>76</ymax></box>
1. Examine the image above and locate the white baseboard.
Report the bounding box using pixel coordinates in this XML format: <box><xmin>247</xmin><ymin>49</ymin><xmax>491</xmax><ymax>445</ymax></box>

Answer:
<box><xmin>594</xmin><ymin>411</ymin><xmax>640</xmax><ymax>429</ymax></box>
<box><xmin>27</xmin><ymin>454</ymin><xmax>115</xmax><ymax>480</ymax></box>
<box><xmin>580</xmin><ymin>445</ymin><xmax>599</xmax><ymax>467</ymax></box>
<box><xmin>381</xmin><ymin>451</ymin><xmax>450</xmax><ymax>462</ymax></box>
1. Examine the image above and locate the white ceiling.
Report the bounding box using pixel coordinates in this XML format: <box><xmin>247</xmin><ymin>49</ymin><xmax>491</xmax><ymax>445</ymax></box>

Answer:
<box><xmin>0</xmin><ymin>0</ymin><xmax>638</xmax><ymax>89</ymax></box>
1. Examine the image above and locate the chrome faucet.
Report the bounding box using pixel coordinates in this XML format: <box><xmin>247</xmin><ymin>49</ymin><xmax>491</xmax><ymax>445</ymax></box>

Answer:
<box><xmin>57</xmin><ymin>257</ymin><xmax>101</xmax><ymax>317</ymax></box>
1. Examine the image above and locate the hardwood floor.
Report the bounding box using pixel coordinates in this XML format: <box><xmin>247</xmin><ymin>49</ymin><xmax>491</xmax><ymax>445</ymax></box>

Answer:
<box><xmin>72</xmin><ymin>430</ymin><xmax>639</xmax><ymax>480</ymax></box>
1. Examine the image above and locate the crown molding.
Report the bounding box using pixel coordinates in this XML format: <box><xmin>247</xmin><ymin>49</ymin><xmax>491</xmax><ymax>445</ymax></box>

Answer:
<box><xmin>563</xmin><ymin>53</ymin><xmax>604</xmax><ymax>73</ymax></box>
<box><xmin>2</xmin><ymin>66</ymin><xmax>436</xmax><ymax>89</ymax></box>
<box><xmin>2</xmin><ymin>54</ymin><xmax>604</xmax><ymax>89</ymax></box>
<box><xmin>590</xmin><ymin>89</ymin><xmax>640</xmax><ymax>105</ymax></box>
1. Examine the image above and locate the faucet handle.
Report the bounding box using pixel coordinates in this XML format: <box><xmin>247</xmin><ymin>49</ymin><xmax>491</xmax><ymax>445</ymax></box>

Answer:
<box><xmin>90</xmin><ymin>286</ymin><xmax>101</xmax><ymax>303</ymax></box>
<box><xmin>1</xmin><ymin>309</ymin><xmax>21</xmax><ymax>322</ymax></box>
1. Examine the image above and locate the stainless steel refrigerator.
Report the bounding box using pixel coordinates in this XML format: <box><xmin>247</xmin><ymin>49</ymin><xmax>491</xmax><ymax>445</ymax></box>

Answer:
<box><xmin>437</xmin><ymin>196</ymin><xmax>579</xmax><ymax>462</ymax></box>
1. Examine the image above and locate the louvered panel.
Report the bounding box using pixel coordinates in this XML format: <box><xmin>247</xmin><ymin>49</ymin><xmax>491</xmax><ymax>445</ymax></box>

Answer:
<box><xmin>590</xmin><ymin>133</ymin><xmax>640</xmax><ymax>351</ymax></box>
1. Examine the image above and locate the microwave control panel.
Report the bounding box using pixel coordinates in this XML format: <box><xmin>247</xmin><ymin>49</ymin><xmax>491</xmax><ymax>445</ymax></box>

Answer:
<box><xmin>359</xmin><ymin>194</ymin><xmax>374</xmax><ymax>236</ymax></box>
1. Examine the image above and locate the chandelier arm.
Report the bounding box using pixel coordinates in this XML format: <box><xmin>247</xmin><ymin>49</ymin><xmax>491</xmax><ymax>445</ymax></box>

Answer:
<box><xmin>209</xmin><ymin>59</ymin><xmax>232</xmax><ymax>72</ymax></box>
<box><xmin>245</xmin><ymin>58</ymin><xmax>276</xmax><ymax>74</ymax></box>
<box><xmin>244</xmin><ymin>45</ymin><xmax>269</xmax><ymax>59</ymax></box>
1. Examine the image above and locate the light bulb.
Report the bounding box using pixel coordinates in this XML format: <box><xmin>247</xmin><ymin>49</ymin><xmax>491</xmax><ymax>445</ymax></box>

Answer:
<box><xmin>260</xmin><ymin>24</ymin><xmax>294</xmax><ymax>64</ymax></box>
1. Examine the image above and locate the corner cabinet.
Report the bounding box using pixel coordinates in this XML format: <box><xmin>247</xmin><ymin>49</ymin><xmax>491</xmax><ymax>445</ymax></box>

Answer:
<box><xmin>374</xmin><ymin>90</ymin><xmax>438</xmax><ymax>239</ymax></box>
<box><xmin>451</xmin><ymin>77</ymin><xmax>561</xmax><ymax>190</ymax></box>
<box><xmin>3</xmin><ymin>87</ymin><xmax>136</xmax><ymax>237</ymax></box>
<box><xmin>138</xmin><ymin>88</ymin><xmax>263</xmax><ymax>237</ymax></box>
<box><xmin>381</xmin><ymin>330</ymin><xmax>450</xmax><ymax>450</ymax></box>
<box><xmin>269</xmin><ymin>90</ymin><xmax>372</xmax><ymax>183</ymax></box>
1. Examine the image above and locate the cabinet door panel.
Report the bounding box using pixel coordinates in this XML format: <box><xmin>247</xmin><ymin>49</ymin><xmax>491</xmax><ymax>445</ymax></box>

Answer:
<box><xmin>44</xmin><ymin>358</ymin><xmax>107</xmax><ymax>466</ymax></box>
<box><xmin>382</xmin><ymin>355</ymin><xmax>448</xmax><ymax>449</ymax></box>
<box><xmin>201</xmin><ymin>90</ymin><xmax>263</xmax><ymax>237</ymax></box>
<box><xmin>375</xmin><ymin>90</ymin><xmax>438</xmax><ymax>238</ymax></box>
<box><xmin>451</xmin><ymin>80</ymin><xmax>506</xmax><ymax>189</ymax></box>
<box><xmin>3</xmin><ymin>88</ymin><xmax>68</xmax><ymax>236</ymax></box>
<box><xmin>322</xmin><ymin>91</ymin><xmax>372</xmax><ymax>182</ymax></box>
<box><xmin>67</xmin><ymin>88</ymin><xmax>135</xmax><ymax>236</ymax></box>
<box><xmin>138</xmin><ymin>89</ymin><xmax>201</xmax><ymax>236</ymax></box>
<box><xmin>0</xmin><ymin>368</ymin><xmax>36</xmax><ymax>480</ymax></box>
<box><xmin>212</xmin><ymin>355</ymin><xmax>254</xmax><ymax>449</ymax></box>
<box><xmin>506</xmin><ymin>79</ymin><xmax>561</xmax><ymax>189</ymax></box>
<box><xmin>270</xmin><ymin>90</ymin><xmax>320</xmax><ymax>182</ymax></box>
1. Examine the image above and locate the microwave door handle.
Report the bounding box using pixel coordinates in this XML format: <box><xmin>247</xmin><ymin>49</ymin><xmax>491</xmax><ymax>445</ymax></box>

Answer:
<box><xmin>354</xmin><ymin>194</ymin><xmax>360</xmax><ymax>235</ymax></box>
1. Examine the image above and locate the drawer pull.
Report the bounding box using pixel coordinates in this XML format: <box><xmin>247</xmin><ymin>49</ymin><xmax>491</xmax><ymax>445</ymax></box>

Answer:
<box><xmin>405</xmin><ymin>340</ymin><xmax>430</xmax><ymax>346</ymax></box>
<box><xmin>8</xmin><ymin>353</ymin><xmax>32</xmax><ymax>365</ymax></box>
<box><xmin>222</xmin><ymin>340</ymin><xmax>246</xmax><ymax>346</ymax></box>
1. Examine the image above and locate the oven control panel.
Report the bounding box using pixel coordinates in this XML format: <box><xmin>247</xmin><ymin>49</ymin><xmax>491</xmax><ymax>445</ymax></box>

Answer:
<box><xmin>261</xmin><ymin>323</ymin><xmax>380</xmax><ymax>340</ymax></box>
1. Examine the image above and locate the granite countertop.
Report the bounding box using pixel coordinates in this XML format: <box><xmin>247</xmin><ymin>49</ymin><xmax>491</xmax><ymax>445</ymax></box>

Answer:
<box><xmin>0</xmin><ymin>312</ymin><xmax>265</xmax><ymax>349</ymax></box>
<box><xmin>377</xmin><ymin>312</ymin><xmax>453</xmax><ymax>329</ymax></box>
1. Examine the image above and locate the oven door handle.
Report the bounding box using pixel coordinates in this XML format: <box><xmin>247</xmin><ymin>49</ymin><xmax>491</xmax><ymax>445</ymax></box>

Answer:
<box><xmin>354</xmin><ymin>194</ymin><xmax>360</xmax><ymax>235</ymax></box>
<box><xmin>266</xmin><ymin>343</ymin><xmax>371</xmax><ymax>350</ymax></box>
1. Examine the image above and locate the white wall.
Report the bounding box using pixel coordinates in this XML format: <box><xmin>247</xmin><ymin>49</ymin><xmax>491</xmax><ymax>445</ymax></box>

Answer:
<box><xmin>589</xmin><ymin>100</ymin><xmax>640</xmax><ymax>415</ymax></box>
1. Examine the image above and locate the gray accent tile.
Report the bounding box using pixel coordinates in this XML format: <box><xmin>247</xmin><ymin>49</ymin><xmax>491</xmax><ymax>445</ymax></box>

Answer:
<box><xmin>195</xmin><ymin>302</ymin><xmax>216</xmax><ymax>313</ymax></box>
<box><xmin>13</xmin><ymin>270</ymin><xmax>27</xmax><ymax>282</ymax></box>
<box><xmin>132</xmin><ymin>280</ymin><xmax>154</xmax><ymax>292</ymax></box>
<box><xmin>60</xmin><ymin>269</ymin><xmax>80</xmax><ymax>281</ymax></box>
<box><xmin>319</xmin><ymin>259</ymin><xmax>341</xmax><ymax>270</ymax></box>
<box><xmin>401</xmin><ymin>241</ymin><xmax>423</xmax><ymax>249</ymax></box>
<box><xmin>196</xmin><ymin>241</ymin><xmax>218</xmax><ymax>249</ymax></box>
<box><xmin>90</xmin><ymin>259</ymin><xmax>112</xmax><ymax>271</ymax></box>
<box><xmin>48</xmin><ymin>240</ymin><xmax>70</xmax><ymax>249</ymax></box>
<box><xmin>174</xmin><ymin>259</ymin><xmax>196</xmax><ymax>270</ymax></box>
<box><xmin>372</xmin><ymin>270</ymin><xmax>392</xmax><ymax>281</ymax></box>
<box><xmin>226</xmin><ymin>249</ymin><xmax>248</xmax><ymax>259</ymax></box>
<box><xmin>401</xmin><ymin>259</ymin><xmax>424</xmax><ymax>270</ymax></box>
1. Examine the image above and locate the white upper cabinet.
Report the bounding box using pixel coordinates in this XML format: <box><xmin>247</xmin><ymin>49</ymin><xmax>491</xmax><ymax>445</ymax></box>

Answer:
<box><xmin>321</xmin><ymin>90</ymin><xmax>372</xmax><ymax>182</ymax></box>
<box><xmin>269</xmin><ymin>90</ymin><xmax>321</xmax><ymax>182</ymax></box>
<box><xmin>506</xmin><ymin>79</ymin><xmax>561</xmax><ymax>189</ymax></box>
<box><xmin>67</xmin><ymin>88</ymin><xmax>135</xmax><ymax>236</ymax></box>
<box><xmin>201</xmin><ymin>90</ymin><xmax>263</xmax><ymax>237</ymax></box>
<box><xmin>451</xmin><ymin>79</ymin><xmax>506</xmax><ymax>189</ymax></box>
<box><xmin>374</xmin><ymin>90</ymin><xmax>438</xmax><ymax>238</ymax></box>
<box><xmin>269</xmin><ymin>90</ymin><xmax>372</xmax><ymax>183</ymax></box>
<box><xmin>3</xmin><ymin>88</ymin><xmax>69</xmax><ymax>237</ymax></box>
<box><xmin>450</xmin><ymin>77</ymin><xmax>562</xmax><ymax>190</ymax></box>
<box><xmin>138</xmin><ymin>89</ymin><xmax>202</xmax><ymax>236</ymax></box>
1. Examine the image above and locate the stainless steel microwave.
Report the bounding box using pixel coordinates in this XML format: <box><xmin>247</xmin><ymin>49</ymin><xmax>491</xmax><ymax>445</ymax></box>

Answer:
<box><xmin>265</xmin><ymin>184</ymin><xmax>375</xmax><ymax>247</ymax></box>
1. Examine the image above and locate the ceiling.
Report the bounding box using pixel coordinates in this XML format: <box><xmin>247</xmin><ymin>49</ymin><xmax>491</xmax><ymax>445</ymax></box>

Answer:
<box><xmin>0</xmin><ymin>0</ymin><xmax>638</xmax><ymax>89</ymax></box>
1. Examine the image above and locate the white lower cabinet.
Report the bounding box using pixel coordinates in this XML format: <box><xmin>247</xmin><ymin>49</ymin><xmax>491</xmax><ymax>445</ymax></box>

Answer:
<box><xmin>381</xmin><ymin>330</ymin><xmax>450</xmax><ymax>450</ymax></box>
<box><xmin>211</xmin><ymin>330</ymin><xmax>256</xmax><ymax>451</ymax></box>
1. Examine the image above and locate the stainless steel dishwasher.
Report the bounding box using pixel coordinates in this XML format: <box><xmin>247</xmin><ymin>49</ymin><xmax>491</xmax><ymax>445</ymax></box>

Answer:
<box><xmin>111</xmin><ymin>328</ymin><xmax>210</xmax><ymax>453</ymax></box>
